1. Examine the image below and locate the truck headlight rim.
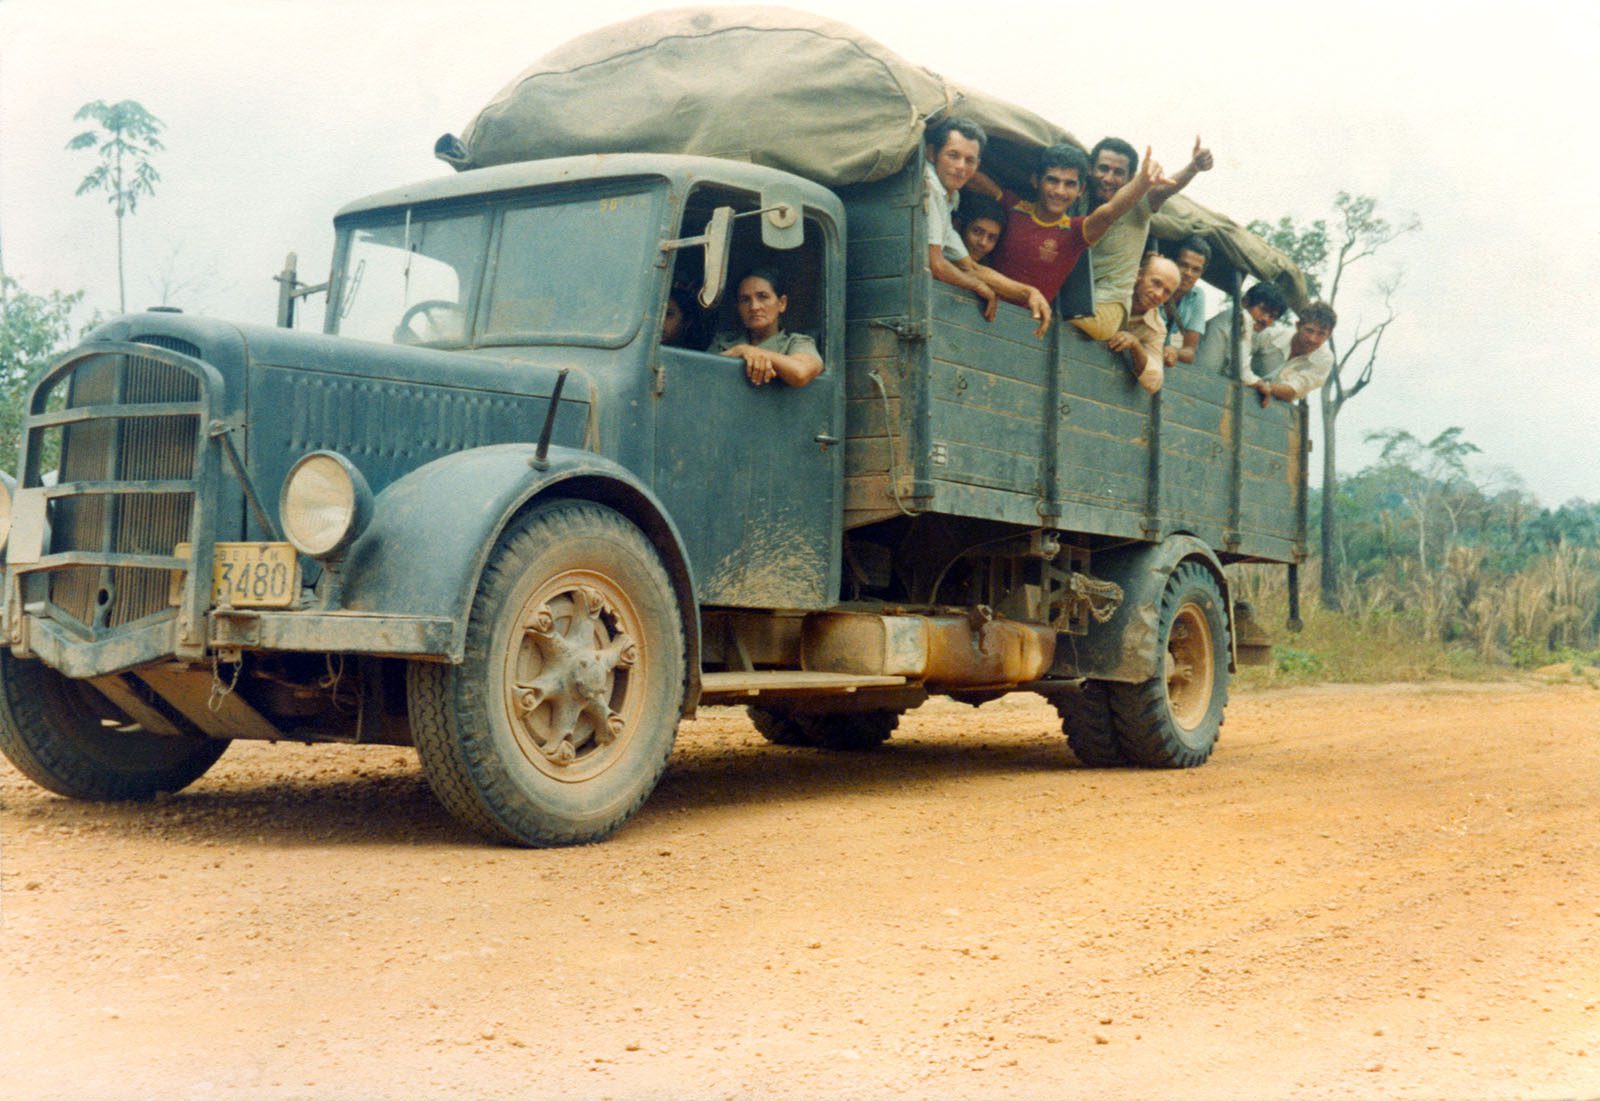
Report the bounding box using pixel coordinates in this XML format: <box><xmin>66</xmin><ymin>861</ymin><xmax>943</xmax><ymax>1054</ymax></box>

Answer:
<box><xmin>279</xmin><ymin>451</ymin><xmax>372</xmax><ymax>560</ymax></box>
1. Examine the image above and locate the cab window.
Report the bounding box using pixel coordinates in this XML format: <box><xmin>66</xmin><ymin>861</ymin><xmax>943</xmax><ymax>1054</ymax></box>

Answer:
<box><xmin>481</xmin><ymin>190</ymin><xmax>659</xmax><ymax>347</ymax></box>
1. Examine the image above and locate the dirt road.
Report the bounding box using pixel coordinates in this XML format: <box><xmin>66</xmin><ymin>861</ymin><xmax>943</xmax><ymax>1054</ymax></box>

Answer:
<box><xmin>3</xmin><ymin>681</ymin><xmax>1598</xmax><ymax>1099</ymax></box>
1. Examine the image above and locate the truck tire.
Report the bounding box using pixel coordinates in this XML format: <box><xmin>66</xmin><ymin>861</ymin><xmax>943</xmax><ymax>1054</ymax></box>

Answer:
<box><xmin>748</xmin><ymin>707</ymin><xmax>899</xmax><ymax>751</ymax></box>
<box><xmin>0</xmin><ymin>651</ymin><xmax>227</xmax><ymax>800</ymax></box>
<box><xmin>801</xmin><ymin>710</ymin><xmax>899</xmax><ymax>751</ymax></box>
<box><xmin>408</xmin><ymin>500</ymin><xmax>685</xmax><ymax>846</ymax></box>
<box><xmin>1106</xmin><ymin>561</ymin><xmax>1229</xmax><ymax>768</ymax></box>
<box><xmin>747</xmin><ymin>706</ymin><xmax>820</xmax><ymax>747</ymax></box>
<box><xmin>1049</xmin><ymin>681</ymin><xmax>1129</xmax><ymax>767</ymax></box>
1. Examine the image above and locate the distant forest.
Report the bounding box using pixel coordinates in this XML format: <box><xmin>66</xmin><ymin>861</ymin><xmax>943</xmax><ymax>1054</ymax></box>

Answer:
<box><xmin>1236</xmin><ymin>427</ymin><xmax>1600</xmax><ymax>666</ymax></box>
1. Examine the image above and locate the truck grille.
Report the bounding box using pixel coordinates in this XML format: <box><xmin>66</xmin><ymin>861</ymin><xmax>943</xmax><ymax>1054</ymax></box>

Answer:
<box><xmin>42</xmin><ymin>339</ymin><xmax>204</xmax><ymax>631</ymax></box>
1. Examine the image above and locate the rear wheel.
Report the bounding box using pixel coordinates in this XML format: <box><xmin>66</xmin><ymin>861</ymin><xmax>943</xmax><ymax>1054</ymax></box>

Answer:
<box><xmin>748</xmin><ymin>707</ymin><xmax>900</xmax><ymax>751</ymax></box>
<box><xmin>747</xmin><ymin>706</ymin><xmax>819</xmax><ymax>747</ymax></box>
<box><xmin>408</xmin><ymin>500</ymin><xmax>685</xmax><ymax>846</ymax></box>
<box><xmin>1048</xmin><ymin>680</ymin><xmax>1129</xmax><ymax>767</ymax></box>
<box><xmin>1106</xmin><ymin>562</ymin><xmax>1229</xmax><ymax>768</ymax></box>
<box><xmin>0</xmin><ymin>651</ymin><xmax>227</xmax><ymax>800</ymax></box>
<box><xmin>801</xmin><ymin>710</ymin><xmax>899</xmax><ymax>751</ymax></box>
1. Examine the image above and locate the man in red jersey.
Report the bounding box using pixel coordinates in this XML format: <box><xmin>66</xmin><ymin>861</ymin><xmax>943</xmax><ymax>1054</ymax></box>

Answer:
<box><xmin>969</xmin><ymin>142</ymin><xmax>1171</xmax><ymax>307</ymax></box>
<box><xmin>923</xmin><ymin>118</ymin><xmax>1052</xmax><ymax>337</ymax></box>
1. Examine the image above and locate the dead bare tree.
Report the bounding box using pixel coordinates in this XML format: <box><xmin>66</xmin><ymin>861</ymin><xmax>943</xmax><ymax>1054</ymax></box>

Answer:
<box><xmin>1252</xmin><ymin>193</ymin><xmax>1419</xmax><ymax>610</ymax></box>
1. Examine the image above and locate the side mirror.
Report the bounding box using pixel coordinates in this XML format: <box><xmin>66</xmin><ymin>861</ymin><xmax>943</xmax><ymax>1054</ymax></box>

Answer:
<box><xmin>698</xmin><ymin>207</ymin><xmax>734</xmax><ymax>311</ymax></box>
<box><xmin>759</xmin><ymin>185</ymin><xmax>804</xmax><ymax>251</ymax></box>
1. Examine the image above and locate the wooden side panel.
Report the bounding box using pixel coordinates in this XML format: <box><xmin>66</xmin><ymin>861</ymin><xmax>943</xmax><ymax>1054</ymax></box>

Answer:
<box><xmin>1054</xmin><ymin>327</ymin><xmax>1151</xmax><ymax>535</ymax></box>
<box><xmin>1235</xmin><ymin>398</ymin><xmax>1303</xmax><ymax>558</ymax></box>
<box><xmin>924</xmin><ymin>284</ymin><xmax>1050</xmax><ymax>526</ymax></box>
<box><xmin>1156</xmin><ymin>365</ymin><xmax>1231</xmax><ymax>548</ymax></box>
<box><xmin>839</xmin><ymin>168</ymin><xmax>921</xmax><ymax>529</ymax></box>
<box><xmin>836</xmin><ymin>164</ymin><xmax>1306</xmax><ymax>562</ymax></box>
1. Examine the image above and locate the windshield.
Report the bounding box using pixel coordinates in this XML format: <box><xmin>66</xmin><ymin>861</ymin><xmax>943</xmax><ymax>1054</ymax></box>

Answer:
<box><xmin>481</xmin><ymin>190</ymin><xmax>657</xmax><ymax>345</ymax></box>
<box><xmin>331</xmin><ymin>187</ymin><xmax>661</xmax><ymax>349</ymax></box>
<box><xmin>333</xmin><ymin>212</ymin><xmax>487</xmax><ymax>347</ymax></box>
<box><xmin>334</xmin><ymin>206</ymin><xmax>489</xmax><ymax>344</ymax></box>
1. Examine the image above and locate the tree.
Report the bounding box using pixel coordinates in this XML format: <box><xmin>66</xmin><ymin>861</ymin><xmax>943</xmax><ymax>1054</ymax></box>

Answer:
<box><xmin>67</xmin><ymin>99</ymin><xmax>165</xmax><ymax>314</ymax></box>
<box><xmin>1251</xmin><ymin>193</ymin><xmax>1419</xmax><ymax>609</ymax></box>
<box><xmin>1249</xmin><ymin>215</ymin><xmax>1329</xmax><ymax>298</ymax></box>
<box><xmin>147</xmin><ymin>241</ymin><xmax>224</xmax><ymax>312</ymax></box>
<box><xmin>1365</xmin><ymin>426</ymin><xmax>1481</xmax><ymax>573</ymax></box>
<box><xmin>0</xmin><ymin>277</ymin><xmax>85</xmax><ymax>471</ymax></box>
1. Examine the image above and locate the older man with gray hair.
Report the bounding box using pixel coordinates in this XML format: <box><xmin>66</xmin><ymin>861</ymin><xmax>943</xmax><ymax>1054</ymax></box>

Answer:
<box><xmin>1106</xmin><ymin>253</ymin><xmax>1181</xmax><ymax>393</ymax></box>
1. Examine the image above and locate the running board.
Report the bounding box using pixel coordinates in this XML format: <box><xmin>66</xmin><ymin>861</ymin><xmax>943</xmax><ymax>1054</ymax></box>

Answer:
<box><xmin>699</xmin><ymin>671</ymin><xmax>908</xmax><ymax>702</ymax></box>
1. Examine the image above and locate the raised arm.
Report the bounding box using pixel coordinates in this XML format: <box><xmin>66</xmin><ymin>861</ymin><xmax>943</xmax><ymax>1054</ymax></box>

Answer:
<box><xmin>1147</xmin><ymin>135</ymin><xmax>1213</xmax><ymax>213</ymax></box>
<box><xmin>1082</xmin><ymin>146</ymin><xmax>1176</xmax><ymax>245</ymax></box>
<box><xmin>965</xmin><ymin>170</ymin><xmax>1005</xmax><ymax>201</ymax></box>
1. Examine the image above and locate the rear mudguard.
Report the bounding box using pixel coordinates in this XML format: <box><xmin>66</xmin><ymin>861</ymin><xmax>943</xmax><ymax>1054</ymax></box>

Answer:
<box><xmin>1054</xmin><ymin>535</ymin><xmax>1232</xmax><ymax>683</ymax></box>
<box><xmin>335</xmin><ymin>443</ymin><xmax>701</xmax><ymax>708</ymax></box>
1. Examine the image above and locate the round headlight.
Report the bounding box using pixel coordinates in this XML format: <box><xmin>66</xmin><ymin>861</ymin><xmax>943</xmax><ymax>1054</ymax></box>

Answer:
<box><xmin>279</xmin><ymin>451</ymin><xmax>372</xmax><ymax>559</ymax></box>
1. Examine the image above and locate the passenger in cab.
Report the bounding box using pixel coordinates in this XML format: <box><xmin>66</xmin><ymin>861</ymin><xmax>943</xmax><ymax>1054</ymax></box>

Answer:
<box><xmin>1242</xmin><ymin>300</ymin><xmax>1337</xmax><ymax>406</ymax></box>
<box><xmin>661</xmin><ymin>285</ymin><xmax>703</xmax><ymax>348</ymax></box>
<box><xmin>1162</xmin><ymin>235</ymin><xmax>1211</xmax><ymax>367</ymax></box>
<box><xmin>708</xmin><ymin>268</ymin><xmax>824</xmax><ymax>388</ymax></box>
<box><xmin>1074</xmin><ymin>136</ymin><xmax>1213</xmax><ymax>342</ymax></box>
<box><xmin>1106</xmin><ymin>253</ymin><xmax>1180</xmax><ymax>393</ymax></box>
<box><xmin>968</xmin><ymin>143</ymin><xmax>1161</xmax><ymax>310</ymax></box>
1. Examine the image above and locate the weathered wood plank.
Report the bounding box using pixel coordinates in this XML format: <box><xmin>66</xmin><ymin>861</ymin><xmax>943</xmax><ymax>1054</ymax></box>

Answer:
<box><xmin>846</xmin><ymin>275</ymin><xmax>909</xmax><ymax>320</ymax></box>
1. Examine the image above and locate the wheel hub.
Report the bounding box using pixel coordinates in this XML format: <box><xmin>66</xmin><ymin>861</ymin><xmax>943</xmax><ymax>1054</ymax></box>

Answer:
<box><xmin>1165</xmin><ymin>603</ymin><xmax>1215</xmax><ymax>732</ymax></box>
<box><xmin>507</xmin><ymin>585</ymin><xmax>637</xmax><ymax>769</ymax></box>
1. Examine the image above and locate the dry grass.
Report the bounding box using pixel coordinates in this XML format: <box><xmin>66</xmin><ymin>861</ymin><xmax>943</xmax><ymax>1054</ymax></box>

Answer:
<box><xmin>1226</xmin><ymin>556</ymin><xmax>1600</xmax><ymax>688</ymax></box>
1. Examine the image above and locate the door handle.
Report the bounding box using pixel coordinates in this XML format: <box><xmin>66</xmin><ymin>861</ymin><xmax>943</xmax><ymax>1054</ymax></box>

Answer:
<box><xmin>814</xmin><ymin>434</ymin><xmax>840</xmax><ymax>449</ymax></box>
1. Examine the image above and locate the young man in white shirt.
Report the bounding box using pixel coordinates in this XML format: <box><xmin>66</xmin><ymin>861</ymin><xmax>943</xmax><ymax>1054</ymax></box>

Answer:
<box><xmin>1243</xmin><ymin>300</ymin><xmax>1337</xmax><ymax>406</ymax></box>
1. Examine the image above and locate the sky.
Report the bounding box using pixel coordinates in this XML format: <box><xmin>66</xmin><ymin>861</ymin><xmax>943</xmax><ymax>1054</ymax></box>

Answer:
<box><xmin>2</xmin><ymin>0</ymin><xmax>1597</xmax><ymax>506</ymax></box>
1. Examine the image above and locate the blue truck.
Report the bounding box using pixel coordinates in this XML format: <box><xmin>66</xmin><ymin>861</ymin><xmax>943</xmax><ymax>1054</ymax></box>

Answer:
<box><xmin>0</xmin><ymin>18</ymin><xmax>1307</xmax><ymax>846</ymax></box>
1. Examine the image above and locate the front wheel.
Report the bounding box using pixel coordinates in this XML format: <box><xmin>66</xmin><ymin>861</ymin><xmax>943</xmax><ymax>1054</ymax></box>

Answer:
<box><xmin>1105</xmin><ymin>561</ymin><xmax>1229</xmax><ymax>768</ymax></box>
<box><xmin>0</xmin><ymin>651</ymin><xmax>228</xmax><ymax>800</ymax></box>
<box><xmin>408</xmin><ymin>500</ymin><xmax>685</xmax><ymax>846</ymax></box>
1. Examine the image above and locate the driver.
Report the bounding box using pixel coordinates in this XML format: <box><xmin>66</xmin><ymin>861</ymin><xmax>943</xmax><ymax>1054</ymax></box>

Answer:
<box><xmin>706</xmin><ymin>268</ymin><xmax>823</xmax><ymax>387</ymax></box>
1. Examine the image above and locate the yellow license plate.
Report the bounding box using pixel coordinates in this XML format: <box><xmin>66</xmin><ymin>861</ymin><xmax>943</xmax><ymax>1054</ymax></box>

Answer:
<box><xmin>171</xmin><ymin>542</ymin><xmax>300</xmax><ymax>609</ymax></box>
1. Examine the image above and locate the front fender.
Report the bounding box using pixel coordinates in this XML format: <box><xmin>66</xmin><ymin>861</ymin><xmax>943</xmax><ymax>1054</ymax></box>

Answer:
<box><xmin>335</xmin><ymin>444</ymin><xmax>700</xmax><ymax>685</ymax></box>
<box><xmin>1058</xmin><ymin>535</ymin><xmax>1229</xmax><ymax>683</ymax></box>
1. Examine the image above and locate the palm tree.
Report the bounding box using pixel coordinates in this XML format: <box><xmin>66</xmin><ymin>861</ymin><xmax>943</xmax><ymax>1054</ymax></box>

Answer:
<box><xmin>67</xmin><ymin>100</ymin><xmax>164</xmax><ymax>313</ymax></box>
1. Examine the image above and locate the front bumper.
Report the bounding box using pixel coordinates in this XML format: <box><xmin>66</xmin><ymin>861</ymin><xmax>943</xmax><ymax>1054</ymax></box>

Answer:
<box><xmin>12</xmin><ymin>605</ymin><xmax>457</xmax><ymax>679</ymax></box>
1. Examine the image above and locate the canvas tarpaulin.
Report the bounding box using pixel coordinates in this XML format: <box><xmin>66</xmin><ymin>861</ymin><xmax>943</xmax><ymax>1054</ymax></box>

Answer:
<box><xmin>437</xmin><ymin>7</ymin><xmax>953</xmax><ymax>186</ymax></box>
<box><xmin>436</xmin><ymin>6</ymin><xmax>1306</xmax><ymax>303</ymax></box>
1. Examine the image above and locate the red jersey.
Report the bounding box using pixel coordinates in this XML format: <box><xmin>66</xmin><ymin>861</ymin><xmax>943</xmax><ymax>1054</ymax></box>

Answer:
<box><xmin>990</xmin><ymin>189</ymin><xmax>1089</xmax><ymax>302</ymax></box>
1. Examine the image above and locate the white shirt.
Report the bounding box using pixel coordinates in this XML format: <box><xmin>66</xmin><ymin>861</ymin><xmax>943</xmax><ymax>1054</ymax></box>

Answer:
<box><xmin>923</xmin><ymin>161</ymin><xmax>968</xmax><ymax>262</ymax></box>
<box><xmin>1241</xmin><ymin>326</ymin><xmax>1334</xmax><ymax>399</ymax></box>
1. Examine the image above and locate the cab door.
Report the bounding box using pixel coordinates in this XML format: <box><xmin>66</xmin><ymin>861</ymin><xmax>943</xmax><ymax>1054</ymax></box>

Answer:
<box><xmin>651</xmin><ymin>344</ymin><xmax>840</xmax><ymax>609</ymax></box>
